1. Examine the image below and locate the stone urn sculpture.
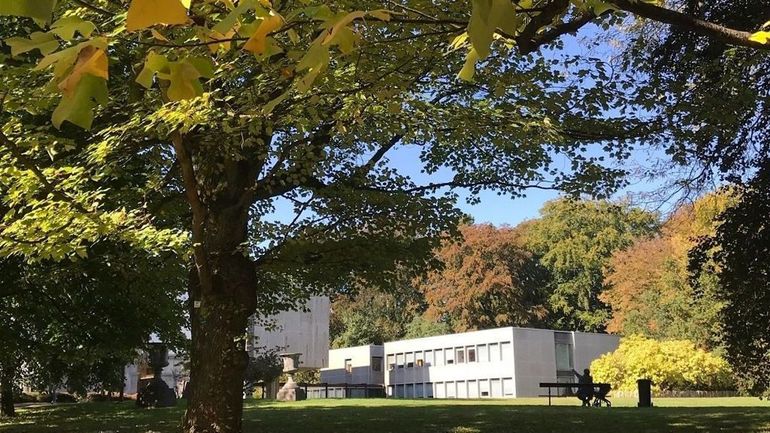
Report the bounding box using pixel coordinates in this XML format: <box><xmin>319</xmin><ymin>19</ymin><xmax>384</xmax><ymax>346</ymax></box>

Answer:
<box><xmin>136</xmin><ymin>343</ymin><xmax>177</xmax><ymax>407</ymax></box>
<box><xmin>276</xmin><ymin>353</ymin><xmax>307</xmax><ymax>401</ymax></box>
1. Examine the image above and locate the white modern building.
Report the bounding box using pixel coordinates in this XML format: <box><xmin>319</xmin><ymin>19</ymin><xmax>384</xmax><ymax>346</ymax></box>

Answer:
<box><xmin>322</xmin><ymin>327</ymin><xmax>619</xmax><ymax>399</ymax></box>
<box><xmin>321</xmin><ymin>345</ymin><xmax>385</xmax><ymax>385</ymax></box>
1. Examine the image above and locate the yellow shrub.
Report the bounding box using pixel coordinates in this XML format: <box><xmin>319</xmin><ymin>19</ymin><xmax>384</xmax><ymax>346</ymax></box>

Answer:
<box><xmin>591</xmin><ymin>335</ymin><xmax>732</xmax><ymax>391</ymax></box>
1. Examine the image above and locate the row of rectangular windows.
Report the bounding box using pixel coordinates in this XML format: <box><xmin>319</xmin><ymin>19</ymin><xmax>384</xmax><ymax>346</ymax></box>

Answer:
<box><xmin>386</xmin><ymin>341</ymin><xmax>512</xmax><ymax>370</ymax></box>
<box><xmin>387</xmin><ymin>377</ymin><xmax>515</xmax><ymax>398</ymax></box>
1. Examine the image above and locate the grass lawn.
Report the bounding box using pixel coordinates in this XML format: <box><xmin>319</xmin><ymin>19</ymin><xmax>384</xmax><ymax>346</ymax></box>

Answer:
<box><xmin>2</xmin><ymin>397</ymin><xmax>769</xmax><ymax>433</ymax></box>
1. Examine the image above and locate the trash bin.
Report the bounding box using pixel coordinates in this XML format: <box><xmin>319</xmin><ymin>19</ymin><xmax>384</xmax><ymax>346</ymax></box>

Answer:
<box><xmin>637</xmin><ymin>379</ymin><xmax>652</xmax><ymax>407</ymax></box>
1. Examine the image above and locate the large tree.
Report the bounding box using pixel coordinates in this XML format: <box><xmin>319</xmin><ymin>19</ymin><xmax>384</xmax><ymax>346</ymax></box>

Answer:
<box><xmin>1</xmin><ymin>1</ymin><xmax>768</xmax><ymax>432</ymax></box>
<box><xmin>602</xmin><ymin>193</ymin><xmax>731</xmax><ymax>348</ymax></box>
<box><xmin>690</xmin><ymin>169</ymin><xmax>770</xmax><ymax>397</ymax></box>
<box><xmin>416</xmin><ymin>223</ymin><xmax>550</xmax><ymax>331</ymax></box>
<box><xmin>525</xmin><ymin>199</ymin><xmax>658</xmax><ymax>331</ymax></box>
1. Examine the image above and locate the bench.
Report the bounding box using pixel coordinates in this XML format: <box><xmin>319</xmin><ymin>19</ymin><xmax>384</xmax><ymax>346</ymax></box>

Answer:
<box><xmin>539</xmin><ymin>382</ymin><xmax>611</xmax><ymax>406</ymax></box>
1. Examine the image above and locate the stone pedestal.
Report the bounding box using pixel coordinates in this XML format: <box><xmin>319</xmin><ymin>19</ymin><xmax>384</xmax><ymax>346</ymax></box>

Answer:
<box><xmin>276</xmin><ymin>377</ymin><xmax>306</xmax><ymax>401</ymax></box>
<box><xmin>276</xmin><ymin>353</ymin><xmax>306</xmax><ymax>402</ymax></box>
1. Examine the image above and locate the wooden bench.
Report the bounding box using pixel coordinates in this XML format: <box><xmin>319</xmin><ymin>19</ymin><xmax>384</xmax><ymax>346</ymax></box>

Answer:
<box><xmin>539</xmin><ymin>382</ymin><xmax>611</xmax><ymax>406</ymax></box>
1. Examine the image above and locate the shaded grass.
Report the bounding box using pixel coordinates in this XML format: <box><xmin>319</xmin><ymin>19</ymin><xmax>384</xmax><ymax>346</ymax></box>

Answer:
<box><xmin>1</xmin><ymin>397</ymin><xmax>769</xmax><ymax>433</ymax></box>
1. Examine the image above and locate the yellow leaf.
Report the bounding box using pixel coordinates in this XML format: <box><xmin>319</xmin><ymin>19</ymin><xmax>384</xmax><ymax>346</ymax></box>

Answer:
<box><xmin>126</xmin><ymin>0</ymin><xmax>189</xmax><ymax>31</ymax></box>
<box><xmin>322</xmin><ymin>11</ymin><xmax>365</xmax><ymax>46</ymax></box>
<box><xmin>458</xmin><ymin>47</ymin><xmax>479</xmax><ymax>81</ymax></box>
<box><xmin>0</xmin><ymin>0</ymin><xmax>56</xmax><ymax>23</ymax></box>
<box><xmin>749</xmin><ymin>31</ymin><xmax>770</xmax><ymax>44</ymax></box>
<box><xmin>243</xmin><ymin>14</ymin><xmax>283</xmax><ymax>54</ymax></box>
<box><xmin>58</xmin><ymin>45</ymin><xmax>109</xmax><ymax>96</ymax></box>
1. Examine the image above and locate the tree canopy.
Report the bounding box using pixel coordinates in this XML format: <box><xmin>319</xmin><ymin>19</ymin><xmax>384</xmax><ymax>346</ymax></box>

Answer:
<box><xmin>602</xmin><ymin>193</ymin><xmax>732</xmax><ymax>348</ymax></box>
<box><xmin>1</xmin><ymin>1</ymin><xmax>768</xmax><ymax>431</ymax></box>
<box><xmin>417</xmin><ymin>223</ymin><xmax>550</xmax><ymax>331</ymax></box>
<box><xmin>525</xmin><ymin>199</ymin><xmax>658</xmax><ymax>331</ymax></box>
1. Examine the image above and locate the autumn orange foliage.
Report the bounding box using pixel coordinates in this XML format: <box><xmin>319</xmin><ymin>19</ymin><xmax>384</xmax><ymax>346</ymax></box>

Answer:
<box><xmin>416</xmin><ymin>223</ymin><xmax>549</xmax><ymax>332</ymax></box>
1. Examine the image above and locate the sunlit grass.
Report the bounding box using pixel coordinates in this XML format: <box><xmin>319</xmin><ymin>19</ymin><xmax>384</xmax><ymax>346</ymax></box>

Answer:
<box><xmin>2</xmin><ymin>397</ymin><xmax>769</xmax><ymax>433</ymax></box>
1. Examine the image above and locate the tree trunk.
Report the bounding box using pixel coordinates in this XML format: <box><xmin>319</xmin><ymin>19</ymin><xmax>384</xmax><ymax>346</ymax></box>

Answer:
<box><xmin>182</xmin><ymin>218</ymin><xmax>258</xmax><ymax>433</ymax></box>
<box><xmin>0</xmin><ymin>367</ymin><xmax>15</xmax><ymax>417</ymax></box>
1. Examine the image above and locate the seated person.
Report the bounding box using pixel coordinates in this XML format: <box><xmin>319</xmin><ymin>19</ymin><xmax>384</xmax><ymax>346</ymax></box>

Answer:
<box><xmin>572</xmin><ymin>368</ymin><xmax>594</xmax><ymax>407</ymax></box>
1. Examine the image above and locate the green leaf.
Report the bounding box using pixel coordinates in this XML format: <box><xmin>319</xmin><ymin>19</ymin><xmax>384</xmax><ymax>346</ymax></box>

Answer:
<box><xmin>212</xmin><ymin>0</ymin><xmax>260</xmax><ymax>34</ymax></box>
<box><xmin>187</xmin><ymin>57</ymin><xmax>215</xmax><ymax>78</ymax></box>
<box><xmin>586</xmin><ymin>0</ymin><xmax>615</xmax><ymax>15</ymax></box>
<box><xmin>52</xmin><ymin>74</ymin><xmax>108</xmax><ymax>129</ymax></box>
<box><xmin>136</xmin><ymin>52</ymin><xmax>170</xmax><ymax>88</ymax></box>
<box><xmin>0</xmin><ymin>0</ymin><xmax>57</xmax><ymax>23</ymax></box>
<box><xmin>167</xmin><ymin>60</ymin><xmax>204</xmax><ymax>101</ymax></box>
<box><xmin>5</xmin><ymin>32</ymin><xmax>59</xmax><ymax>57</ymax></box>
<box><xmin>50</xmin><ymin>16</ymin><xmax>97</xmax><ymax>41</ymax></box>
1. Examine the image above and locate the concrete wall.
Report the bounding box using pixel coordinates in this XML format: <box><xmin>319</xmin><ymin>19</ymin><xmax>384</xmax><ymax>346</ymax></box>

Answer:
<box><xmin>512</xmin><ymin>328</ymin><xmax>558</xmax><ymax>397</ymax></box>
<box><xmin>250</xmin><ymin>296</ymin><xmax>330</xmax><ymax>369</ymax></box>
<box><xmin>572</xmin><ymin>331</ymin><xmax>620</xmax><ymax>372</ymax></box>
<box><xmin>320</xmin><ymin>345</ymin><xmax>384</xmax><ymax>385</ymax></box>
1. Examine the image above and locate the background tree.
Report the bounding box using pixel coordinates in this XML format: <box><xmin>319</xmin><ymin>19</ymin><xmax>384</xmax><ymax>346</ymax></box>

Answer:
<box><xmin>0</xmin><ymin>241</ymin><xmax>186</xmax><ymax>415</ymax></box>
<box><xmin>526</xmin><ymin>199</ymin><xmax>658</xmax><ymax>331</ymax></box>
<box><xmin>602</xmin><ymin>193</ymin><xmax>731</xmax><ymax>348</ymax></box>
<box><xmin>403</xmin><ymin>316</ymin><xmax>452</xmax><ymax>339</ymax></box>
<box><xmin>331</xmin><ymin>275</ymin><xmax>425</xmax><ymax>347</ymax></box>
<box><xmin>1</xmin><ymin>1</ymin><xmax>768</xmax><ymax>432</ymax></box>
<box><xmin>691</xmin><ymin>168</ymin><xmax>770</xmax><ymax>398</ymax></box>
<box><xmin>417</xmin><ymin>223</ymin><xmax>550</xmax><ymax>332</ymax></box>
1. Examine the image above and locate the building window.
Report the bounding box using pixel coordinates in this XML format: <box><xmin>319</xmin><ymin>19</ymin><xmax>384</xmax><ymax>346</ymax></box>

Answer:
<box><xmin>467</xmin><ymin>346</ymin><xmax>476</xmax><ymax>363</ymax></box>
<box><xmin>406</xmin><ymin>352</ymin><xmax>415</xmax><ymax>368</ymax></box>
<box><xmin>345</xmin><ymin>359</ymin><xmax>353</xmax><ymax>374</ymax></box>
<box><xmin>503</xmin><ymin>377</ymin><xmax>514</xmax><ymax>396</ymax></box>
<box><xmin>456</xmin><ymin>348</ymin><xmax>465</xmax><ymax>364</ymax></box>
<box><xmin>397</xmin><ymin>353</ymin><xmax>404</xmax><ymax>369</ymax></box>
<box><xmin>478</xmin><ymin>344</ymin><xmax>488</xmax><ymax>362</ymax></box>
<box><xmin>415</xmin><ymin>350</ymin><xmax>423</xmax><ymax>367</ymax></box>
<box><xmin>425</xmin><ymin>349</ymin><xmax>434</xmax><ymax>367</ymax></box>
<box><xmin>435</xmin><ymin>382</ymin><xmax>445</xmax><ymax>398</ymax></box>
<box><xmin>445</xmin><ymin>348</ymin><xmax>454</xmax><ymax>364</ymax></box>
<box><xmin>479</xmin><ymin>379</ymin><xmax>490</xmax><ymax>397</ymax></box>
<box><xmin>446</xmin><ymin>381</ymin><xmax>456</xmax><ymax>398</ymax></box>
<box><xmin>489</xmin><ymin>343</ymin><xmax>500</xmax><ymax>361</ymax></box>
<box><xmin>372</xmin><ymin>356</ymin><xmax>383</xmax><ymax>372</ymax></box>
<box><xmin>501</xmin><ymin>341</ymin><xmax>512</xmax><ymax>361</ymax></box>
<box><xmin>387</xmin><ymin>354</ymin><xmax>395</xmax><ymax>371</ymax></box>
<box><xmin>426</xmin><ymin>382</ymin><xmax>434</xmax><ymax>398</ymax></box>
<box><xmin>434</xmin><ymin>348</ymin><xmax>444</xmax><ymax>366</ymax></box>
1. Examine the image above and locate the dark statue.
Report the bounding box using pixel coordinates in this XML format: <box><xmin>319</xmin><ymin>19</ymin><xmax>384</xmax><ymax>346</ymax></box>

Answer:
<box><xmin>136</xmin><ymin>343</ymin><xmax>177</xmax><ymax>408</ymax></box>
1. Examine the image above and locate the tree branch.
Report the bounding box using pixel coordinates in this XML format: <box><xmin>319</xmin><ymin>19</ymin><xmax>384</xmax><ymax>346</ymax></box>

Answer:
<box><xmin>169</xmin><ymin>131</ymin><xmax>212</xmax><ymax>293</ymax></box>
<box><xmin>613</xmin><ymin>0</ymin><xmax>768</xmax><ymax>50</ymax></box>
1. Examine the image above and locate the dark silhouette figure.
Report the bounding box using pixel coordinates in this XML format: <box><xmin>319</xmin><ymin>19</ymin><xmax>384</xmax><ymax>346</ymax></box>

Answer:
<box><xmin>593</xmin><ymin>383</ymin><xmax>612</xmax><ymax>407</ymax></box>
<box><xmin>572</xmin><ymin>368</ymin><xmax>594</xmax><ymax>407</ymax></box>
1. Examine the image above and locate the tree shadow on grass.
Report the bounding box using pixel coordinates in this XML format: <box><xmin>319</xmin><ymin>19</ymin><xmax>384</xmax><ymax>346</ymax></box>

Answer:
<box><xmin>2</xmin><ymin>400</ymin><xmax>769</xmax><ymax>433</ymax></box>
<box><xmin>244</xmin><ymin>402</ymin><xmax>770</xmax><ymax>433</ymax></box>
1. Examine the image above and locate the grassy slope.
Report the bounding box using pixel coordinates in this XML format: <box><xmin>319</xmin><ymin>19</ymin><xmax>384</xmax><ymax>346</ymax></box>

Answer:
<box><xmin>2</xmin><ymin>398</ymin><xmax>769</xmax><ymax>433</ymax></box>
